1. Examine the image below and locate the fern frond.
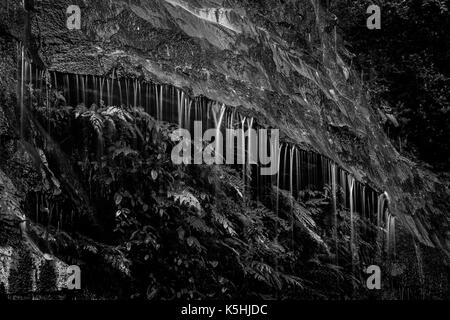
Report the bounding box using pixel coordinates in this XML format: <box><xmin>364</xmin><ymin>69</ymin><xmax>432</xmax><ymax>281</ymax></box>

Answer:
<box><xmin>101</xmin><ymin>106</ymin><xmax>133</xmax><ymax>122</ymax></box>
<box><xmin>112</xmin><ymin>147</ymin><xmax>138</xmax><ymax>160</ymax></box>
<box><xmin>245</xmin><ymin>261</ymin><xmax>282</xmax><ymax>290</ymax></box>
<box><xmin>293</xmin><ymin>202</ymin><xmax>316</xmax><ymax>229</ymax></box>
<box><xmin>211</xmin><ymin>208</ymin><xmax>237</xmax><ymax>236</ymax></box>
<box><xmin>219</xmin><ymin>166</ymin><xmax>246</xmax><ymax>199</ymax></box>
<box><xmin>168</xmin><ymin>189</ymin><xmax>202</xmax><ymax>213</ymax></box>
<box><xmin>186</xmin><ymin>216</ymin><xmax>214</xmax><ymax>234</ymax></box>
<box><xmin>252</xmin><ymin>203</ymin><xmax>289</xmax><ymax>230</ymax></box>
<box><xmin>81</xmin><ymin>111</ymin><xmax>104</xmax><ymax>136</ymax></box>
<box><xmin>74</xmin><ymin>103</ymin><xmax>88</xmax><ymax>118</ymax></box>
<box><xmin>280</xmin><ymin>273</ymin><xmax>305</xmax><ymax>289</ymax></box>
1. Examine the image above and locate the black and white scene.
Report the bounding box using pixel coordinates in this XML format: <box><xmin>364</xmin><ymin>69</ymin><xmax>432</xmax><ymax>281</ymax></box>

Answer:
<box><xmin>0</xmin><ymin>0</ymin><xmax>449</xmax><ymax>305</ymax></box>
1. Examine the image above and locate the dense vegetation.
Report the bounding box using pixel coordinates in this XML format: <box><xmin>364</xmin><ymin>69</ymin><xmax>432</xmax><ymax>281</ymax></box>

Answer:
<box><xmin>9</xmin><ymin>82</ymin><xmax>390</xmax><ymax>299</ymax></box>
<box><xmin>331</xmin><ymin>0</ymin><xmax>450</xmax><ymax>170</ymax></box>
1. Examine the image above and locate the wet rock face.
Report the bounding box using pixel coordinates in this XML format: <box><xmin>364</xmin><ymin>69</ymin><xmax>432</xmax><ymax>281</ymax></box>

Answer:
<box><xmin>3</xmin><ymin>0</ymin><xmax>450</xmax><ymax>262</ymax></box>
<box><xmin>31</xmin><ymin>0</ymin><xmax>367</xmax><ymax>161</ymax></box>
<box><xmin>27</xmin><ymin>0</ymin><xmax>449</xmax><ymax>254</ymax></box>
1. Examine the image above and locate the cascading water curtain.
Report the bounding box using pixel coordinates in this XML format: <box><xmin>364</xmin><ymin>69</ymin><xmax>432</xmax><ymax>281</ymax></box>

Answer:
<box><xmin>376</xmin><ymin>192</ymin><xmax>396</xmax><ymax>259</ymax></box>
<box><xmin>386</xmin><ymin>213</ymin><xmax>396</xmax><ymax>258</ymax></box>
<box><xmin>45</xmin><ymin>69</ymin><xmax>391</xmax><ymax>261</ymax></box>
<box><xmin>348</xmin><ymin>175</ymin><xmax>356</xmax><ymax>277</ymax></box>
<box><xmin>17</xmin><ymin>43</ymin><xmax>26</xmax><ymax>138</ymax></box>
<box><xmin>16</xmin><ymin>44</ymin><xmax>46</xmax><ymax>139</ymax></box>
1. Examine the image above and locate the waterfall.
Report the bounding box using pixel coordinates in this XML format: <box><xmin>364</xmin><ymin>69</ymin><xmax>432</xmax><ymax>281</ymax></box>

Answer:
<box><xmin>246</xmin><ymin>117</ymin><xmax>255</xmax><ymax>164</ymax></box>
<box><xmin>63</xmin><ymin>74</ymin><xmax>70</xmax><ymax>104</ymax></box>
<box><xmin>159</xmin><ymin>85</ymin><xmax>163</xmax><ymax>119</ymax></box>
<box><xmin>16</xmin><ymin>43</ymin><xmax>46</xmax><ymax>139</ymax></box>
<box><xmin>293</xmin><ymin>147</ymin><xmax>299</xmax><ymax>198</ymax></box>
<box><xmin>376</xmin><ymin>191</ymin><xmax>396</xmax><ymax>258</ymax></box>
<box><xmin>289</xmin><ymin>146</ymin><xmax>295</xmax><ymax>247</ymax></box>
<box><xmin>331</xmin><ymin>163</ymin><xmax>337</xmax><ymax>215</ymax></box>
<box><xmin>289</xmin><ymin>146</ymin><xmax>294</xmax><ymax>196</ymax></box>
<box><xmin>212</xmin><ymin>103</ymin><xmax>226</xmax><ymax>164</ymax></box>
<box><xmin>361</xmin><ymin>185</ymin><xmax>366</xmax><ymax>219</ymax></box>
<box><xmin>377</xmin><ymin>192</ymin><xmax>386</xmax><ymax>228</ymax></box>
<box><xmin>361</xmin><ymin>185</ymin><xmax>367</xmax><ymax>238</ymax></box>
<box><xmin>331</xmin><ymin>163</ymin><xmax>338</xmax><ymax>264</ymax></box>
<box><xmin>118</xmin><ymin>76</ymin><xmax>123</xmax><ymax>107</ymax></box>
<box><xmin>342</xmin><ymin>170</ymin><xmax>347</xmax><ymax>208</ymax></box>
<box><xmin>376</xmin><ymin>193</ymin><xmax>385</xmax><ymax>258</ymax></box>
<box><xmin>18</xmin><ymin>44</ymin><xmax>26</xmax><ymax>138</ymax></box>
<box><xmin>386</xmin><ymin>213</ymin><xmax>396</xmax><ymax>257</ymax></box>
<box><xmin>282</xmin><ymin>144</ymin><xmax>289</xmax><ymax>191</ymax></box>
<box><xmin>347</xmin><ymin>175</ymin><xmax>356</xmax><ymax>281</ymax></box>
<box><xmin>240</xmin><ymin>115</ymin><xmax>246</xmax><ymax>180</ymax></box>
<box><xmin>177</xmin><ymin>90</ymin><xmax>183</xmax><ymax>128</ymax></box>
<box><xmin>306</xmin><ymin>151</ymin><xmax>310</xmax><ymax>189</ymax></box>
<box><xmin>246</xmin><ymin>117</ymin><xmax>255</xmax><ymax>198</ymax></box>
<box><xmin>26</xmin><ymin>67</ymin><xmax>389</xmax><ymax>209</ymax></box>
<box><xmin>338</xmin><ymin>169</ymin><xmax>346</xmax><ymax>208</ymax></box>
<box><xmin>275</xmin><ymin>144</ymin><xmax>283</xmax><ymax>218</ymax></box>
<box><xmin>106</xmin><ymin>77</ymin><xmax>112</xmax><ymax>106</ymax></box>
<box><xmin>25</xmin><ymin>67</ymin><xmax>393</xmax><ymax>262</ymax></box>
